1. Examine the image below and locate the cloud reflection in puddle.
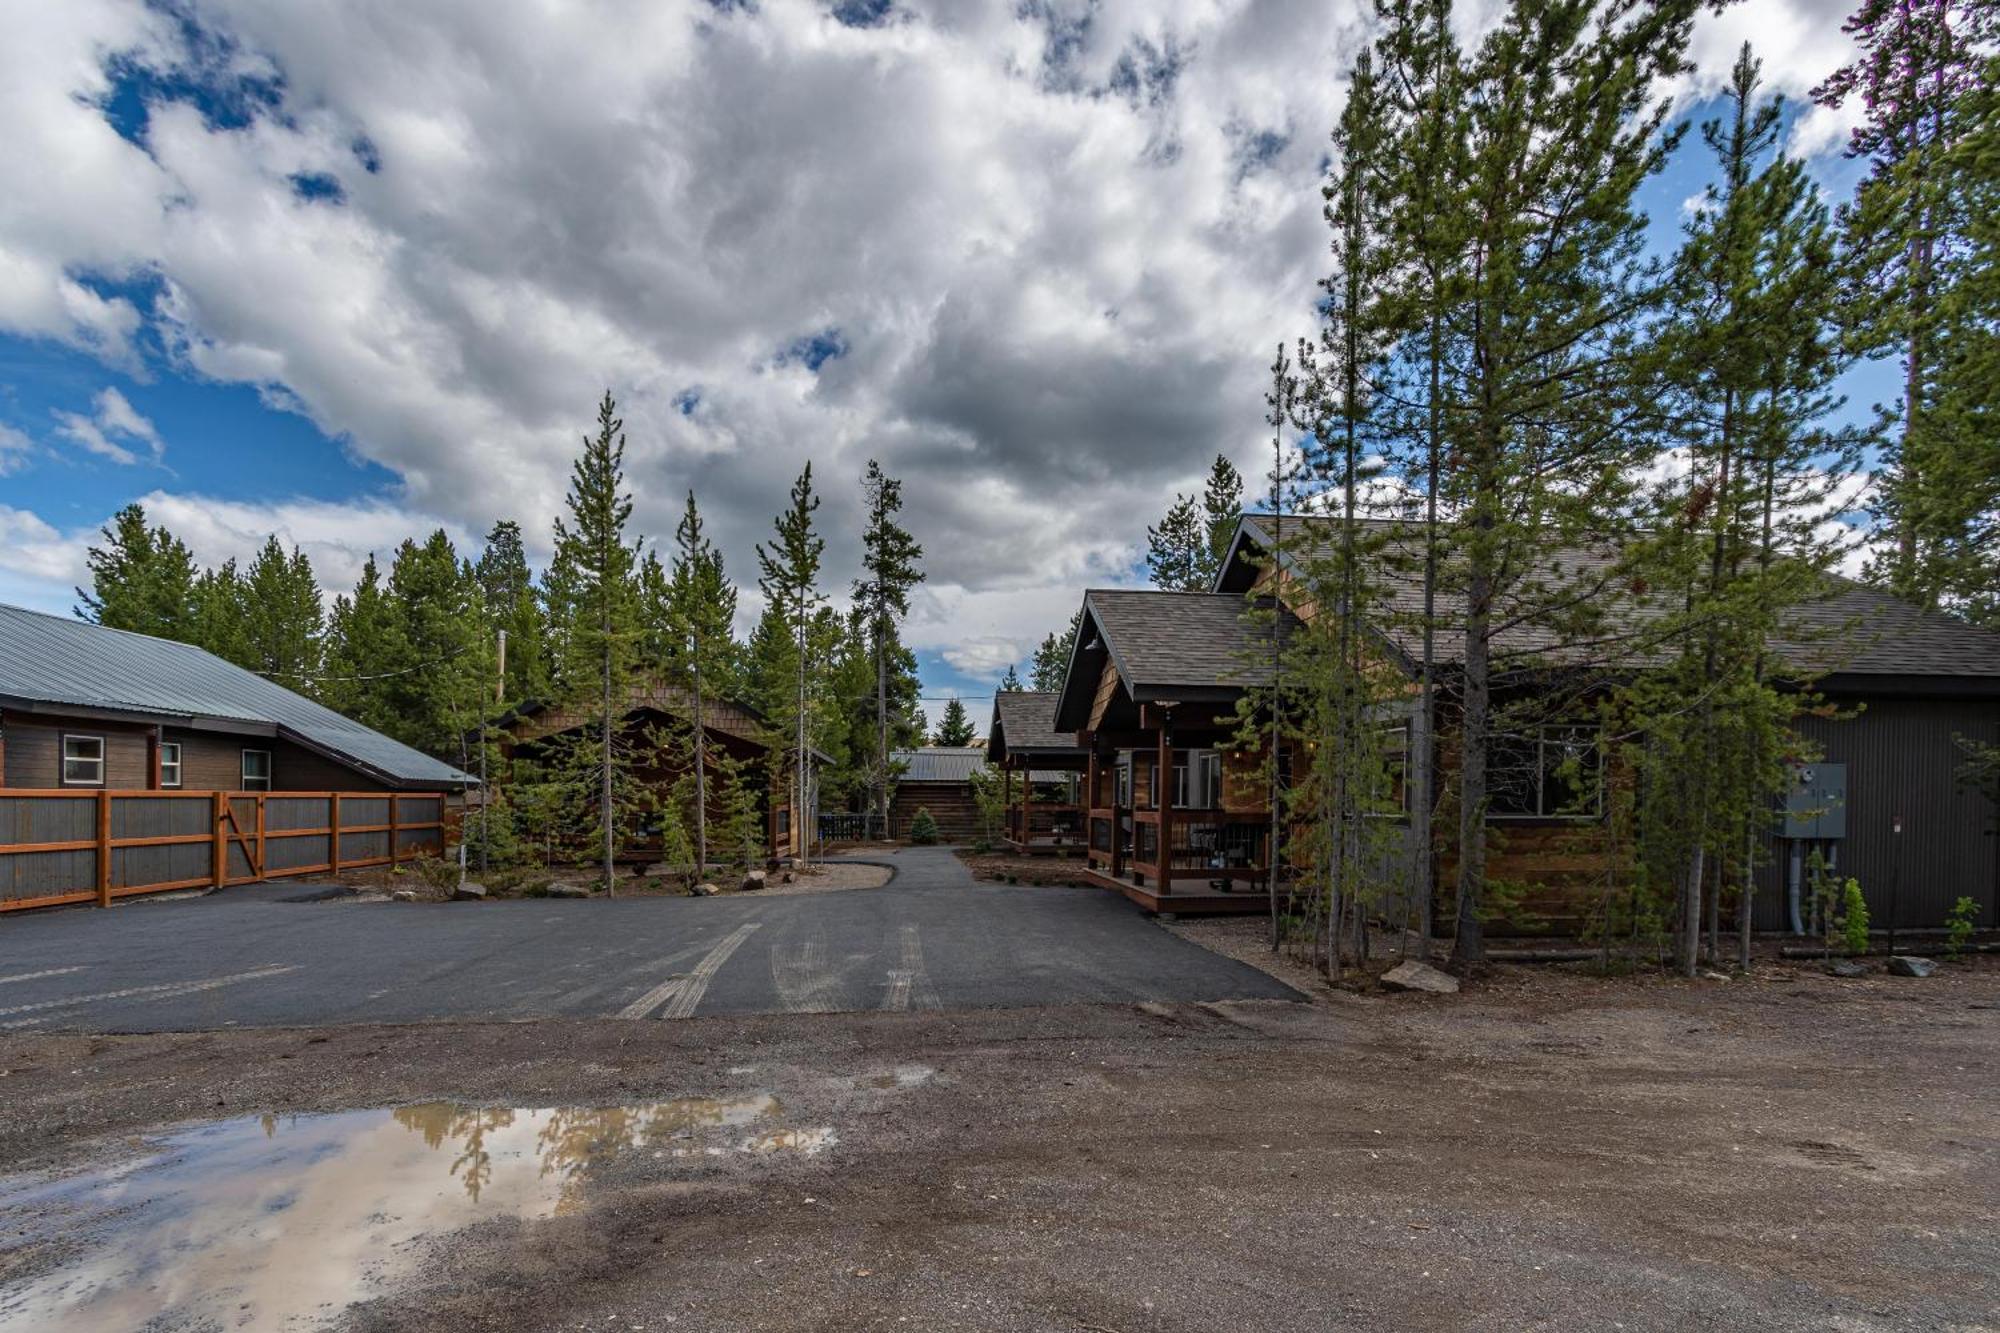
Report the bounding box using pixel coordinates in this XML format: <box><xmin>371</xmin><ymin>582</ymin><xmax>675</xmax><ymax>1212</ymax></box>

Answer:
<box><xmin>0</xmin><ymin>1093</ymin><xmax>829</xmax><ymax>1331</ymax></box>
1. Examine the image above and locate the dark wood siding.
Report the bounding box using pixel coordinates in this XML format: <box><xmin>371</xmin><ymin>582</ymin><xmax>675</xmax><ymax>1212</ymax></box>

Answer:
<box><xmin>891</xmin><ymin>782</ymin><xmax>979</xmax><ymax>840</ymax></box>
<box><xmin>1755</xmin><ymin>697</ymin><xmax>2000</xmax><ymax>932</ymax></box>
<box><xmin>166</xmin><ymin>731</ymin><xmax>388</xmax><ymax>792</ymax></box>
<box><xmin>1</xmin><ymin>713</ymin><xmax>151</xmax><ymax>789</ymax></box>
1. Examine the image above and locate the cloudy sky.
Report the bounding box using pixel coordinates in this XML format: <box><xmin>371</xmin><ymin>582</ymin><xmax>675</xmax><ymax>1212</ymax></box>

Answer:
<box><xmin>0</xmin><ymin>0</ymin><xmax>1881</xmax><ymax>731</ymax></box>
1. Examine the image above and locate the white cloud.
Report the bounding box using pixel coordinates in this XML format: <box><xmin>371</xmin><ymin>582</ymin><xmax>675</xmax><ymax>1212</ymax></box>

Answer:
<box><xmin>0</xmin><ymin>422</ymin><xmax>33</xmax><ymax>475</ymax></box>
<box><xmin>132</xmin><ymin>491</ymin><xmax>475</xmax><ymax>597</ymax></box>
<box><xmin>0</xmin><ymin>0</ymin><xmax>1868</xmax><ymax>651</ymax></box>
<box><xmin>52</xmin><ymin>386</ymin><xmax>166</xmax><ymax>466</ymax></box>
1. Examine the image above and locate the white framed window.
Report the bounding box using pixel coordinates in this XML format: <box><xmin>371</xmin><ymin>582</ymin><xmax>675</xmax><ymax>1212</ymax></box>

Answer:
<box><xmin>1371</xmin><ymin>722</ymin><xmax>1411</xmax><ymax>818</ymax></box>
<box><xmin>1489</xmin><ymin>725</ymin><xmax>1602</xmax><ymax>820</ymax></box>
<box><xmin>1173</xmin><ymin>750</ymin><xmax>1223</xmax><ymax>810</ymax></box>
<box><xmin>62</xmin><ymin>735</ymin><xmax>105</xmax><ymax>786</ymax></box>
<box><xmin>240</xmin><ymin>749</ymin><xmax>273</xmax><ymax>792</ymax></box>
<box><xmin>159</xmin><ymin>742</ymin><xmax>183</xmax><ymax>788</ymax></box>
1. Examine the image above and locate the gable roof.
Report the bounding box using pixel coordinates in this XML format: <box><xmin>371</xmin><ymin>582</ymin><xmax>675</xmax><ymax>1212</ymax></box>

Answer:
<box><xmin>1050</xmin><ymin>589</ymin><xmax>1304</xmax><ymax>731</ymax></box>
<box><xmin>891</xmin><ymin>745</ymin><xmax>1071</xmax><ymax>785</ymax></box>
<box><xmin>0</xmin><ymin>603</ymin><xmax>476</xmax><ymax>787</ymax></box>
<box><xmin>987</xmin><ymin>691</ymin><xmax>1085</xmax><ymax>764</ymax></box>
<box><xmin>1222</xmin><ymin>514</ymin><xmax>2000</xmax><ymax>688</ymax></box>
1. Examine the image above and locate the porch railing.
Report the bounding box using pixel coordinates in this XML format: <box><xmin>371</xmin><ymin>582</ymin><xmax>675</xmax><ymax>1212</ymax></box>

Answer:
<box><xmin>1125</xmin><ymin>812</ymin><xmax>1271</xmax><ymax>891</ymax></box>
<box><xmin>0</xmin><ymin>790</ymin><xmax>448</xmax><ymax>914</ymax></box>
<box><xmin>1006</xmin><ymin>803</ymin><xmax>1084</xmax><ymax>849</ymax></box>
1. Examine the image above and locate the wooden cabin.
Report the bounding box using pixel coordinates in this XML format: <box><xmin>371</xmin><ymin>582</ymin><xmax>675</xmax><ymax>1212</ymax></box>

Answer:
<box><xmin>886</xmin><ymin>747</ymin><xmax>987</xmax><ymax>842</ymax></box>
<box><xmin>0</xmin><ymin>603</ymin><xmax>473</xmax><ymax>912</ymax></box>
<box><xmin>503</xmin><ymin>681</ymin><xmax>808</xmax><ymax>862</ymax></box>
<box><xmin>1209</xmin><ymin>514</ymin><xmax>2000</xmax><ymax>935</ymax></box>
<box><xmin>1049</xmin><ymin>590</ymin><xmax>1307</xmax><ymax>913</ymax></box>
<box><xmin>986</xmin><ymin>692</ymin><xmax>1087</xmax><ymax>855</ymax></box>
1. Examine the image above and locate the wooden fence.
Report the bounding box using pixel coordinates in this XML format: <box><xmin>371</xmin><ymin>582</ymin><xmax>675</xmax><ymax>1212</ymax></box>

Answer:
<box><xmin>0</xmin><ymin>790</ymin><xmax>448</xmax><ymax>914</ymax></box>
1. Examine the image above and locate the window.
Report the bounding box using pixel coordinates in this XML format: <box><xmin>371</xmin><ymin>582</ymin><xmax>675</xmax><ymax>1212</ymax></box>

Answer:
<box><xmin>1174</xmin><ymin>750</ymin><xmax>1223</xmax><ymax>810</ymax></box>
<box><xmin>240</xmin><ymin>749</ymin><xmax>273</xmax><ymax>792</ymax></box>
<box><xmin>159</xmin><ymin>742</ymin><xmax>183</xmax><ymax>788</ymax></box>
<box><xmin>1488</xmin><ymin>725</ymin><xmax>1602</xmax><ymax>820</ymax></box>
<box><xmin>62</xmin><ymin>735</ymin><xmax>105</xmax><ymax>786</ymax></box>
<box><xmin>1375</xmin><ymin>723</ymin><xmax>1411</xmax><ymax>817</ymax></box>
<box><xmin>1114</xmin><ymin>757</ymin><xmax>1132</xmax><ymax>808</ymax></box>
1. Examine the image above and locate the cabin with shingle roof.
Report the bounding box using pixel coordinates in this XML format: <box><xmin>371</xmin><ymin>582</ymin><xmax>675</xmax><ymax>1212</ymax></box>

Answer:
<box><xmin>987</xmin><ymin>692</ymin><xmax>1087</xmax><ymax>854</ymax></box>
<box><xmin>1044</xmin><ymin>516</ymin><xmax>2000</xmax><ymax>934</ymax></box>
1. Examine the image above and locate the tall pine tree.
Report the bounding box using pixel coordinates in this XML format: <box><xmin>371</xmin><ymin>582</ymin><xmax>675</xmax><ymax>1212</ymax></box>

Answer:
<box><xmin>756</xmin><ymin>465</ymin><xmax>827</xmax><ymax>864</ymax></box>
<box><xmin>854</xmin><ymin>460</ymin><xmax>924</xmax><ymax>837</ymax></box>
<box><xmin>543</xmin><ymin>391</ymin><xmax>643</xmax><ymax>892</ymax></box>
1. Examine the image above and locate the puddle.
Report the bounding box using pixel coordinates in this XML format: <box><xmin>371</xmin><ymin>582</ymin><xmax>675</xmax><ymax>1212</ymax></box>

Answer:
<box><xmin>0</xmin><ymin>1094</ymin><xmax>830</xmax><ymax>1331</ymax></box>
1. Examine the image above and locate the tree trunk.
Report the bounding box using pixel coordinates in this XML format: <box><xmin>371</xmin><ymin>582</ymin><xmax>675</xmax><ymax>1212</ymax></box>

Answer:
<box><xmin>876</xmin><ymin>615</ymin><xmax>888</xmax><ymax>840</ymax></box>
<box><xmin>602</xmin><ymin>602</ymin><xmax>614</xmax><ymax>898</ymax></box>
<box><xmin>796</xmin><ymin>607</ymin><xmax>810</xmax><ymax>868</ymax></box>
<box><xmin>1454</xmin><ymin>555</ymin><xmax>1491</xmax><ymax>965</ymax></box>
<box><xmin>1412</xmin><ymin>314</ymin><xmax>1441</xmax><ymax>960</ymax></box>
<box><xmin>693</xmin><ymin>650</ymin><xmax>707</xmax><ymax>876</ymax></box>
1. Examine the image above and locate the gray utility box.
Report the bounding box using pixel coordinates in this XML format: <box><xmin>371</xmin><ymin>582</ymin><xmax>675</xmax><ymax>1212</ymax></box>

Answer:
<box><xmin>1782</xmin><ymin>763</ymin><xmax>1846</xmax><ymax>840</ymax></box>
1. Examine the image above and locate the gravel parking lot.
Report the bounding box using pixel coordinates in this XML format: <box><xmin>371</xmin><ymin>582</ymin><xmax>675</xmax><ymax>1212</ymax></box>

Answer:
<box><xmin>0</xmin><ymin>955</ymin><xmax>1993</xmax><ymax>1331</ymax></box>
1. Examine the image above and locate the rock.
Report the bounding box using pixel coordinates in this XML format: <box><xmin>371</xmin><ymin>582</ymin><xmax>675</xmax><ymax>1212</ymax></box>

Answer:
<box><xmin>740</xmin><ymin>870</ymin><xmax>768</xmax><ymax>892</ymax></box>
<box><xmin>451</xmin><ymin>882</ymin><xmax>487</xmax><ymax>901</ymax></box>
<box><xmin>694</xmin><ymin>882</ymin><xmax>721</xmax><ymax>897</ymax></box>
<box><xmin>1380</xmin><ymin>961</ymin><xmax>1460</xmax><ymax>995</ymax></box>
<box><xmin>1887</xmin><ymin>955</ymin><xmax>1937</xmax><ymax>978</ymax></box>
<box><xmin>1701</xmin><ymin>970</ymin><xmax>1732</xmax><ymax>982</ymax></box>
<box><xmin>781</xmin><ymin>871</ymin><xmax>796</xmax><ymax>884</ymax></box>
<box><xmin>1825</xmin><ymin>958</ymin><xmax>1870</xmax><ymax>978</ymax></box>
<box><xmin>546</xmin><ymin>883</ymin><xmax>590</xmax><ymax>899</ymax></box>
<box><xmin>390</xmin><ymin>889</ymin><xmax>417</xmax><ymax>903</ymax></box>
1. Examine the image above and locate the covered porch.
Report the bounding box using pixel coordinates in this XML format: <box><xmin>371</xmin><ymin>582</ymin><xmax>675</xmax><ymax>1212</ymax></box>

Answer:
<box><xmin>988</xmin><ymin>691</ymin><xmax>1089</xmax><ymax>856</ymax></box>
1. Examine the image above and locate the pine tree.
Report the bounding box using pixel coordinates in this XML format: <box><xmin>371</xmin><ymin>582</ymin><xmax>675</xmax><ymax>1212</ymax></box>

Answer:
<box><xmin>1626</xmin><ymin>42</ymin><xmax>1861</xmax><ymax>975</ymax></box>
<box><xmin>664</xmin><ymin>490</ymin><xmax>738</xmax><ymax>871</ymax></box>
<box><xmin>998</xmin><ymin>664</ymin><xmax>1023</xmax><ymax>691</ymax></box>
<box><xmin>756</xmin><ymin>464</ymin><xmax>827</xmax><ymax>865</ymax></box>
<box><xmin>321</xmin><ymin>553</ymin><xmax>401</xmax><ymax>730</ymax></box>
<box><xmin>854</xmin><ymin>460</ymin><xmax>924</xmax><ymax>838</ymax></box>
<box><xmin>1201</xmin><ymin>454</ymin><xmax>1245</xmax><ymax>577</ymax></box>
<box><xmin>1814</xmin><ymin>0</ymin><xmax>1993</xmax><ymax>607</ymax></box>
<box><xmin>1371</xmin><ymin>0</ymin><xmax>1467</xmax><ymax>960</ymax></box>
<box><xmin>1145</xmin><ymin>493</ymin><xmax>1206</xmax><ymax>590</ymax></box>
<box><xmin>544</xmin><ymin>391</ymin><xmax>643</xmax><ymax>893</ymax></box>
<box><xmin>77</xmin><ymin>504</ymin><xmax>198</xmax><ymax>640</ymax></box>
<box><xmin>382</xmin><ymin>531</ymin><xmax>493</xmax><ymax>761</ymax></box>
<box><xmin>191</xmin><ymin>560</ymin><xmax>252</xmax><ymax>668</ymax></box>
<box><xmin>243</xmin><ymin>535</ymin><xmax>325</xmax><ymax>690</ymax></box>
<box><xmin>1030</xmin><ymin>611</ymin><xmax>1082</xmax><ymax>691</ymax></box>
<box><xmin>475</xmin><ymin>520</ymin><xmax>549</xmax><ymax>705</ymax></box>
<box><xmin>933</xmin><ymin>697</ymin><xmax>976</xmax><ymax>746</ymax></box>
<box><xmin>1434</xmin><ymin>0</ymin><xmax>1700</xmax><ymax>964</ymax></box>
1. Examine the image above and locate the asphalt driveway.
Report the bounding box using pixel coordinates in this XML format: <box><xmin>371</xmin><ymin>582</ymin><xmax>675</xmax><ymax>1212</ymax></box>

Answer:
<box><xmin>0</xmin><ymin>847</ymin><xmax>1298</xmax><ymax>1032</ymax></box>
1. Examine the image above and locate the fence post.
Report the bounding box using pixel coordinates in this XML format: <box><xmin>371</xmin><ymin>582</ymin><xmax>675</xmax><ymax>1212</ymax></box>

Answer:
<box><xmin>330</xmin><ymin>793</ymin><xmax>342</xmax><ymax>875</ymax></box>
<box><xmin>388</xmin><ymin>794</ymin><xmax>401</xmax><ymax>866</ymax></box>
<box><xmin>212</xmin><ymin>791</ymin><xmax>227</xmax><ymax>889</ymax></box>
<box><xmin>95</xmin><ymin>790</ymin><xmax>111</xmax><ymax>908</ymax></box>
<box><xmin>254</xmin><ymin>793</ymin><xmax>267</xmax><ymax>879</ymax></box>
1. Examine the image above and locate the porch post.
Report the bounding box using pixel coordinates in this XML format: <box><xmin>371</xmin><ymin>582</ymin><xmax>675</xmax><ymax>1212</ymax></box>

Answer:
<box><xmin>147</xmin><ymin>726</ymin><xmax>162</xmax><ymax>790</ymax></box>
<box><xmin>1084</xmin><ymin>743</ymin><xmax>1100</xmax><ymax>868</ymax></box>
<box><xmin>1157</xmin><ymin>718</ymin><xmax>1174</xmax><ymax>896</ymax></box>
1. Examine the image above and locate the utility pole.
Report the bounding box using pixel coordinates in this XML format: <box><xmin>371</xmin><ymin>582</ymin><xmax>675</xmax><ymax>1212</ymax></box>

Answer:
<box><xmin>479</xmin><ymin>628</ymin><xmax>505</xmax><ymax>874</ymax></box>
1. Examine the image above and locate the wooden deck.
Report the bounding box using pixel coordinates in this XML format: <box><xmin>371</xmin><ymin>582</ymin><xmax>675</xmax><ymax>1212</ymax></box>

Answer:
<box><xmin>1079</xmin><ymin>865</ymin><xmax>1275</xmax><ymax>916</ymax></box>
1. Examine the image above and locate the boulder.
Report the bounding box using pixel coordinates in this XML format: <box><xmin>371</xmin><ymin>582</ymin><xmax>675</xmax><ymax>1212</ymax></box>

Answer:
<box><xmin>780</xmin><ymin>871</ymin><xmax>796</xmax><ymax>885</ymax></box>
<box><xmin>1825</xmin><ymin>958</ymin><xmax>1870</xmax><ymax>978</ymax></box>
<box><xmin>694</xmin><ymin>882</ymin><xmax>721</xmax><ymax>897</ymax></box>
<box><xmin>451</xmin><ymin>882</ymin><xmax>487</xmax><ymax>902</ymax></box>
<box><xmin>1380</xmin><ymin>961</ymin><xmax>1460</xmax><ymax>995</ymax></box>
<box><xmin>390</xmin><ymin>889</ymin><xmax>417</xmax><ymax>903</ymax></box>
<box><xmin>740</xmin><ymin>870</ymin><xmax>768</xmax><ymax>892</ymax></box>
<box><xmin>1886</xmin><ymin>955</ymin><xmax>1937</xmax><ymax>978</ymax></box>
<box><xmin>1700</xmin><ymin>970</ymin><xmax>1732</xmax><ymax>982</ymax></box>
<box><xmin>546</xmin><ymin>883</ymin><xmax>591</xmax><ymax>899</ymax></box>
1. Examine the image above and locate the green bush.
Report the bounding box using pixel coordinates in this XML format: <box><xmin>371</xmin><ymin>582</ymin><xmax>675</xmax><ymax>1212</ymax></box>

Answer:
<box><xmin>908</xmin><ymin>807</ymin><xmax>939</xmax><ymax>845</ymax></box>
<box><xmin>1946</xmin><ymin>896</ymin><xmax>1979</xmax><ymax>959</ymax></box>
<box><xmin>1840</xmin><ymin>878</ymin><xmax>1871</xmax><ymax>955</ymax></box>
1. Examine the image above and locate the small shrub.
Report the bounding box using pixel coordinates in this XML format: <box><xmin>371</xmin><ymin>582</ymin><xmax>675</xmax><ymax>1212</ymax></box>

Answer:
<box><xmin>1839</xmin><ymin>878</ymin><xmax>1871</xmax><ymax>955</ymax></box>
<box><xmin>411</xmin><ymin>855</ymin><xmax>460</xmax><ymax>892</ymax></box>
<box><xmin>1945</xmin><ymin>896</ymin><xmax>1979</xmax><ymax>959</ymax></box>
<box><xmin>908</xmin><ymin>807</ymin><xmax>940</xmax><ymax>845</ymax></box>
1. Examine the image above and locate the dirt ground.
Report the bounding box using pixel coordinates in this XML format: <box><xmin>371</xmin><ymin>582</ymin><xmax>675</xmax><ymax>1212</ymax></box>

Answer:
<box><xmin>955</xmin><ymin>848</ymin><xmax>1096</xmax><ymax>887</ymax></box>
<box><xmin>1</xmin><ymin>958</ymin><xmax>1994</xmax><ymax>1330</ymax></box>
